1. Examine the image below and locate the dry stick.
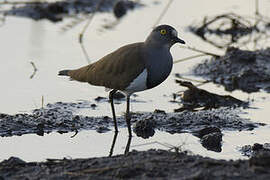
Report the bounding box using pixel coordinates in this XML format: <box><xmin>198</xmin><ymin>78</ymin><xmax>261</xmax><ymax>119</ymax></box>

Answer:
<box><xmin>173</xmin><ymin>54</ymin><xmax>208</xmax><ymax>64</ymax></box>
<box><xmin>180</xmin><ymin>45</ymin><xmax>221</xmax><ymax>58</ymax></box>
<box><xmin>131</xmin><ymin>141</ymin><xmax>173</xmax><ymax>149</ymax></box>
<box><xmin>30</xmin><ymin>61</ymin><xmax>38</xmax><ymax>79</ymax></box>
<box><xmin>41</xmin><ymin>95</ymin><xmax>44</xmax><ymax>109</ymax></box>
<box><xmin>0</xmin><ymin>14</ymin><xmax>6</xmax><ymax>27</ymax></box>
<box><xmin>255</xmin><ymin>0</ymin><xmax>259</xmax><ymax>16</ymax></box>
<box><xmin>175</xmin><ymin>81</ymin><xmax>210</xmax><ymax>95</ymax></box>
<box><xmin>175</xmin><ymin>74</ymin><xmax>208</xmax><ymax>84</ymax></box>
<box><xmin>153</xmin><ymin>0</ymin><xmax>174</xmax><ymax>27</ymax></box>
<box><xmin>79</xmin><ymin>0</ymin><xmax>105</xmax><ymax>64</ymax></box>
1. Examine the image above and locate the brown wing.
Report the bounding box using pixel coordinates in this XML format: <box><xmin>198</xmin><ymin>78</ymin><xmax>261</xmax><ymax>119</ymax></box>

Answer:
<box><xmin>68</xmin><ymin>43</ymin><xmax>146</xmax><ymax>90</ymax></box>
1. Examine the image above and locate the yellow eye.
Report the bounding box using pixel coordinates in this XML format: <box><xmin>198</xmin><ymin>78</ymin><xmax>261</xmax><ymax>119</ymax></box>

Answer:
<box><xmin>160</xmin><ymin>29</ymin><xmax>167</xmax><ymax>35</ymax></box>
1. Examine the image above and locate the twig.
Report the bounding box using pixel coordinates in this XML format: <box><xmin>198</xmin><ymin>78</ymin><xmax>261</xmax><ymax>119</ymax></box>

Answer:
<box><xmin>180</xmin><ymin>45</ymin><xmax>221</xmax><ymax>58</ymax></box>
<box><xmin>255</xmin><ymin>0</ymin><xmax>259</xmax><ymax>16</ymax></box>
<box><xmin>0</xmin><ymin>13</ymin><xmax>6</xmax><ymax>27</ymax></box>
<box><xmin>153</xmin><ymin>0</ymin><xmax>174</xmax><ymax>27</ymax></box>
<box><xmin>70</xmin><ymin>129</ymin><xmax>78</xmax><ymax>138</ymax></box>
<box><xmin>174</xmin><ymin>80</ymin><xmax>210</xmax><ymax>95</ymax></box>
<box><xmin>131</xmin><ymin>141</ymin><xmax>173</xmax><ymax>149</ymax></box>
<box><xmin>30</xmin><ymin>61</ymin><xmax>38</xmax><ymax>79</ymax></box>
<box><xmin>175</xmin><ymin>74</ymin><xmax>208</xmax><ymax>83</ymax></box>
<box><xmin>173</xmin><ymin>54</ymin><xmax>208</xmax><ymax>64</ymax></box>
<box><xmin>41</xmin><ymin>95</ymin><xmax>44</xmax><ymax>109</ymax></box>
<box><xmin>79</xmin><ymin>0</ymin><xmax>105</xmax><ymax>64</ymax></box>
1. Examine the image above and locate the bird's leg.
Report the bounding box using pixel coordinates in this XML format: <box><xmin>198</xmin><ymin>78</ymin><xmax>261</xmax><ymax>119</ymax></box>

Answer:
<box><xmin>126</xmin><ymin>95</ymin><xmax>132</xmax><ymax>137</ymax></box>
<box><xmin>109</xmin><ymin>131</ymin><xmax>118</xmax><ymax>157</ymax></box>
<box><xmin>109</xmin><ymin>89</ymin><xmax>118</xmax><ymax>133</ymax></box>
<box><xmin>124</xmin><ymin>136</ymin><xmax>132</xmax><ymax>155</ymax></box>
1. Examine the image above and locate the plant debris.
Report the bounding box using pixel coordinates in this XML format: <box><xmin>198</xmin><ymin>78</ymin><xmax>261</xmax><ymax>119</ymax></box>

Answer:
<box><xmin>174</xmin><ymin>80</ymin><xmax>248</xmax><ymax>111</ymax></box>
<box><xmin>188</xmin><ymin>13</ymin><xmax>270</xmax><ymax>48</ymax></box>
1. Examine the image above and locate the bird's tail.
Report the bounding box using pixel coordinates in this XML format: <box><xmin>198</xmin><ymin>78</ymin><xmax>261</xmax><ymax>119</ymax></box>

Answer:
<box><xmin>58</xmin><ymin>70</ymin><xmax>71</xmax><ymax>76</ymax></box>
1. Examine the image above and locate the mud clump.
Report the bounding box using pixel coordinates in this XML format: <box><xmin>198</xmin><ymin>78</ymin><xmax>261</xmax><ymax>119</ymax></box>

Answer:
<box><xmin>201</xmin><ymin>132</ymin><xmax>223</xmax><ymax>152</ymax></box>
<box><xmin>193</xmin><ymin>127</ymin><xmax>223</xmax><ymax>152</ymax></box>
<box><xmin>1</xmin><ymin>149</ymin><xmax>270</xmax><ymax>179</ymax></box>
<box><xmin>240</xmin><ymin>143</ymin><xmax>270</xmax><ymax>157</ymax></box>
<box><xmin>133</xmin><ymin>118</ymin><xmax>156</xmax><ymax>139</ymax></box>
<box><xmin>193</xmin><ymin>47</ymin><xmax>270</xmax><ymax>93</ymax></box>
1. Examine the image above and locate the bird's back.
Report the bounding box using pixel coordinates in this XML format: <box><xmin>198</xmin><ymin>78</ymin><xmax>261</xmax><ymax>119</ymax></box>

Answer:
<box><xmin>67</xmin><ymin>43</ymin><xmax>146</xmax><ymax>91</ymax></box>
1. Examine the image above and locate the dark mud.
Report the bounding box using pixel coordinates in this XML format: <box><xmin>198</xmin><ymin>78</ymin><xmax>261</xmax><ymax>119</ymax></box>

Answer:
<box><xmin>1</xmin><ymin>149</ymin><xmax>270</xmax><ymax>180</ymax></box>
<box><xmin>2</xmin><ymin>0</ymin><xmax>141</xmax><ymax>22</ymax></box>
<box><xmin>0</xmin><ymin>101</ymin><xmax>264</xmax><ymax>138</ymax></box>
<box><xmin>240</xmin><ymin>143</ymin><xmax>270</xmax><ymax>157</ymax></box>
<box><xmin>193</xmin><ymin>47</ymin><xmax>270</xmax><ymax>93</ymax></box>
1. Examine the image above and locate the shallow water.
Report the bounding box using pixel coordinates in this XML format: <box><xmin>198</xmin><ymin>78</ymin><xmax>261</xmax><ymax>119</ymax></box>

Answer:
<box><xmin>0</xmin><ymin>0</ymin><xmax>270</xmax><ymax>162</ymax></box>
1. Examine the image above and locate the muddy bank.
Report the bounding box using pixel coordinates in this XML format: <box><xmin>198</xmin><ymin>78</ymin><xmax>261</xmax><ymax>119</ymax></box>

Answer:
<box><xmin>193</xmin><ymin>47</ymin><xmax>270</xmax><ymax>93</ymax></box>
<box><xmin>0</xmin><ymin>101</ymin><xmax>263</xmax><ymax>138</ymax></box>
<box><xmin>1</xmin><ymin>149</ymin><xmax>270</xmax><ymax>179</ymax></box>
<box><xmin>2</xmin><ymin>0</ymin><xmax>141</xmax><ymax>22</ymax></box>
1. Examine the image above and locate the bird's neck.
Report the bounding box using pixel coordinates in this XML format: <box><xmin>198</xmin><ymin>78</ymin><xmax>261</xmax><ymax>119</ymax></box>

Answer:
<box><xmin>144</xmin><ymin>38</ymin><xmax>171</xmax><ymax>50</ymax></box>
<box><xmin>144</xmin><ymin>42</ymin><xmax>171</xmax><ymax>53</ymax></box>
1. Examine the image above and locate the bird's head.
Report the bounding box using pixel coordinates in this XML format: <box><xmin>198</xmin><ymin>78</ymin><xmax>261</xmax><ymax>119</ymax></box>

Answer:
<box><xmin>145</xmin><ymin>25</ymin><xmax>185</xmax><ymax>48</ymax></box>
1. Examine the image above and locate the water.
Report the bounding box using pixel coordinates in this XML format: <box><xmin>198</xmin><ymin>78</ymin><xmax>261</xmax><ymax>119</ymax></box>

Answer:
<box><xmin>0</xmin><ymin>0</ymin><xmax>270</xmax><ymax>162</ymax></box>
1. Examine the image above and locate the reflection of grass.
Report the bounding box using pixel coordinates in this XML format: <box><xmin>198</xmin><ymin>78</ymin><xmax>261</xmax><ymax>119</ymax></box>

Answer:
<box><xmin>131</xmin><ymin>139</ymin><xmax>191</xmax><ymax>155</ymax></box>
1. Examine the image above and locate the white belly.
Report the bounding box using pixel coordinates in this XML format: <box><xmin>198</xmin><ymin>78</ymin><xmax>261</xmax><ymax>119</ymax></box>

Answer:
<box><xmin>123</xmin><ymin>69</ymin><xmax>148</xmax><ymax>95</ymax></box>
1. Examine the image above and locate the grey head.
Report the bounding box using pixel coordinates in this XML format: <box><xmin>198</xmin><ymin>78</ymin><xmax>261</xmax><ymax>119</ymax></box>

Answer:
<box><xmin>145</xmin><ymin>24</ymin><xmax>185</xmax><ymax>49</ymax></box>
<box><xmin>143</xmin><ymin>25</ymin><xmax>185</xmax><ymax>89</ymax></box>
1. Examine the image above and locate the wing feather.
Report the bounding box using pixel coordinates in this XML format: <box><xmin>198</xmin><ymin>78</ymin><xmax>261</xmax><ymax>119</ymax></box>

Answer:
<box><xmin>68</xmin><ymin>43</ymin><xmax>146</xmax><ymax>90</ymax></box>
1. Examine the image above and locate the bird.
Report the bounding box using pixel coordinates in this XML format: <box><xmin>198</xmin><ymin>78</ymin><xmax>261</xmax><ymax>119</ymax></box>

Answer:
<box><xmin>58</xmin><ymin>24</ymin><xmax>185</xmax><ymax>137</ymax></box>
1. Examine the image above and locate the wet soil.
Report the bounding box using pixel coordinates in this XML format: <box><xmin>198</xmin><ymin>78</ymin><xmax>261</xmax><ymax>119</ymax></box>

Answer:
<box><xmin>0</xmin><ymin>101</ymin><xmax>263</xmax><ymax>138</ymax></box>
<box><xmin>193</xmin><ymin>47</ymin><xmax>270</xmax><ymax>93</ymax></box>
<box><xmin>1</xmin><ymin>149</ymin><xmax>270</xmax><ymax>180</ymax></box>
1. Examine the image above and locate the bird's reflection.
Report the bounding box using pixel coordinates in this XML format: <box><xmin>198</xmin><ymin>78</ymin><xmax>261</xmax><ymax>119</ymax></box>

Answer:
<box><xmin>109</xmin><ymin>131</ymin><xmax>132</xmax><ymax>157</ymax></box>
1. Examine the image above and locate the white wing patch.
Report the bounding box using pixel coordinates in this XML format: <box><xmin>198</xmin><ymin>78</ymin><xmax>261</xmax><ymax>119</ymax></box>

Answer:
<box><xmin>123</xmin><ymin>69</ymin><xmax>148</xmax><ymax>95</ymax></box>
